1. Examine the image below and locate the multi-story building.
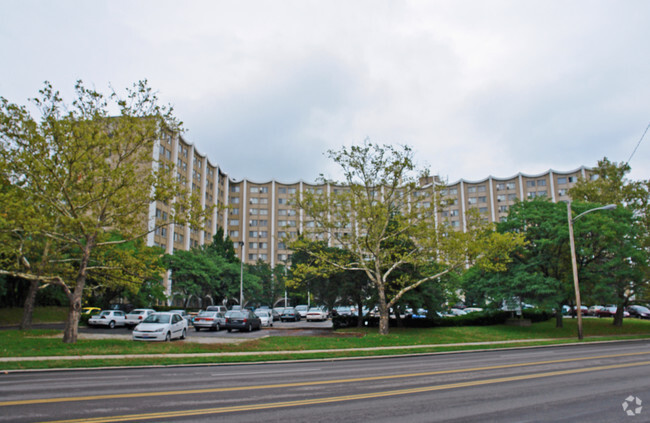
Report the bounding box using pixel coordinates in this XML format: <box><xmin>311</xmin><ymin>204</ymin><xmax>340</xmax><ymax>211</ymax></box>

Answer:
<box><xmin>148</xmin><ymin>133</ymin><xmax>593</xmax><ymax>297</ymax></box>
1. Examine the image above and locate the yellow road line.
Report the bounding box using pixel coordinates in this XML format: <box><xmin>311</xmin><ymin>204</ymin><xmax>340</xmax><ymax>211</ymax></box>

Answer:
<box><xmin>42</xmin><ymin>360</ymin><xmax>650</xmax><ymax>423</ymax></box>
<box><xmin>2</xmin><ymin>350</ymin><xmax>649</xmax><ymax>407</ymax></box>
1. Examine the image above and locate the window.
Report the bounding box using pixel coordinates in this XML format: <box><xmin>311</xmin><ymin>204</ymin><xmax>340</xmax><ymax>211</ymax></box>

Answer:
<box><xmin>278</xmin><ymin>187</ymin><xmax>287</xmax><ymax>194</ymax></box>
<box><xmin>288</xmin><ymin>188</ymin><xmax>297</xmax><ymax>194</ymax></box>
<box><xmin>468</xmin><ymin>197</ymin><xmax>477</xmax><ymax>205</ymax></box>
<box><xmin>508</xmin><ymin>193</ymin><xmax>517</xmax><ymax>201</ymax></box>
<box><xmin>230</xmin><ymin>186</ymin><xmax>240</xmax><ymax>193</ymax></box>
<box><xmin>537</xmin><ymin>190</ymin><xmax>547</xmax><ymax>197</ymax></box>
<box><xmin>497</xmin><ymin>195</ymin><xmax>506</xmax><ymax>202</ymax></box>
<box><xmin>558</xmin><ymin>188</ymin><xmax>568</xmax><ymax>196</ymax></box>
<box><xmin>250</xmin><ymin>197</ymin><xmax>259</xmax><ymax>204</ymax></box>
<box><xmin>230</xmin><ymin>208</ymin><xmax>239</xmax><ymax>215</ymax></box>
<box><xmin>250</xmin><ymin>208</ymin><xmax>259</xmax><ymax>215</ymax></box>
<box><xmin>278</xmin><ymin>241</ymin><xmax>286</xmax><ymax>250</ymax></box>
<box><xmin>450</xmin><ymin>209</ymin><xmax>459</xmax><ymax>217</ymax></box>
<box><xmin>230</xmin><ymin>197</ymin><xmax>240</xmax><ymax>204</ymax></box>
<box><xmin>526</xmin><ymin>181</ymin><xmax>536</xmax><ymax>188</ymax></box>
<box><xmin>229</xmin><ymin>219</ymin><xmax>239</xmax><ymax>226</ymax></box>
<box><xmin>496</xmin><ymin>183</ymin><xmax>505</xmax><ymax>191</ymax></box>
<box><xmin>448</xmin><ymin>188</ymin><xmax>458</xmax><ymax>195</ymax></box>
<box><xmin>278</xmin><ymin>253</ymin><xmax>289</xmax><ymax>261</ymax></box>
<box><xmin>248</xmin><ymin>254</ymin><xmax>258</xmax><ymax>261</ymax></box>
<box><xmin>499</xmin><ymin>205</ymin><xmax>508</xmax><ymax>213</ymax></box>
<box><xmin>557</xmin><ymin>177</ymin><xmax>567</xmax><ymax>184</ymax></box>
<box><xmin>477</xmin><ymin>185</ymin><xmax>486</xmax><ymax>192</ymax></box>
<box><xmin>451</xmin><ymin>221</ymin><xmax>460</xmax><ymax>227</ymax></box>
<box><xmin>479</xmin><ymin>207</ymin><xmax>488</xmax><ymax>213</ymax></box>
<box><xmin>259</xmin><ymin>231</ymin><xmax>268</xmax><ymax>237</ymax></box>
<box><xmin>506</xmin><ymin>182</ymin><xmax>515</xmax><ymax>190</ymax></box>
<box><xmin>249</xmin><ymin>231</ymin><xmax>258</xmax><ymax>238</ymax></box>
<box><xmin>478</xmin><ymin>196</ymin><xmax>487</xmax><ymax>203</ymax></box>
<box><xmin>259</xmin><ymin>209</ymin><xmax>268</xmax><ymax>215</ymax></box>
<box><xmin>468</xmin><ymin>187</ymin><xmax>477</xmax><ymax>193</ymax></box>
<box><xmin>527</xmin><ymin>192</ymin><xmax>536</xmax><ymax>199</ymax></box>
<box><xmin>250</xmin><ymin>220</ymin><xmax>259</xmax><ymax>226</ymax></box>
<box><xmin>278</xmin><ymin>209</ymin><xmax>288</xmax><ymax>216</ymax></box>
<box><xmin>568</xmin><ymin>176</ymin><xmax>578</xmax><ymax>183</ymax></box>
<box><xmin>537</xmin><ymin>179</ymin><xmax>546</xmax><ymax>186</ymax></box>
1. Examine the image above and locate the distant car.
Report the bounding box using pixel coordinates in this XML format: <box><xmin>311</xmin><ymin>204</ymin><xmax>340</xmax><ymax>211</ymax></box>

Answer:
<box><xmin>193</xmin><ymin>311</ymin><xmax>226</xmax><ymax>331</ymax></box>
<box><xmin>206</xmin><ymin>305</ymin><xmax>228</xmax><ymax>314</ymax></box>
<box><xmin>81</xmin><ymin>307</ymin><xmax>101</xmax><ymax>315</ymax></box>
<box><xmin>627</xmin><ymin>305</ymin><xmax>650</xmax><ymax>319</ymax></box>
<box><xmin>225</xmin><ymin>310</ymin><xmax>261</xmax><ymax>332</ymax></box>
<box><xmin>588</xmin><ymin>305</ymin><xmax>604</xmax><ymax>316</ymax></box>
<box><xmin>88</xmin><ymin>310</ymin><xmax>127</xmax><ymax>329</ymax></box>
<box><xmin>280</xmin><ymin>307</ymin><xmax>301</xmax><ymax>322</ymax></box>
<box><xmin>335</xmin><ymin>306</ymin><xmax>352</xmax><ymax>316</ymax></box>
<box><xmin>125</xmin><ymin>309</ymin><xmax>156</xmax><ymax>328</ymax></box>
<box><xmin>169</xmin><ymin>309</ymin><xmax>192</xmax><ymax>324</ymax></box>
<box><xmin>108</xmin><ymin>303</ymin><xmax>134</xmax><ymax>313</ymax></box>
<box><xmin>255</xmin><ymin>310</ymin><xmax>273</xmax><ymax>327</ymax></box>
<box><xmin>596</xmin><ymin>306</ymin><xmax>630</xmax><ymax>318</ymax></box>
<box><xmin>295</xmin><ymin>305</ymin><xmax>309</xmax><ymax>318</ymax></box>
<box><xmin>463</xmin><ymin>307</ymin><xmax>483</xmax><ymax>313</ymax></box>
<box><xmin>272</xmin><ymin>307</ymin><xmax>285</xmax><ymax>321</ymax></box>
<box><xmin>306</xmin><ymin>307</ymin><xmax>327</xmax><ymax>322</ymax></box>
<box><xmin>449</xmin><ymin>308</ymin><xmax>467</xmax><ymax>316</ymax></box>
<box><xmin>132</xmin><ymin>312</ymin><xmax>188</xmax><ymax>341</ymax></box>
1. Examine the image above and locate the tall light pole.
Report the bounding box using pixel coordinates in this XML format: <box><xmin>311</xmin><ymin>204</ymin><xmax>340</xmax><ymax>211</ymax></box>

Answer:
<box><xmin>567</xmin><ymin>202</ymin><xmax>616</xmax><ymax>340</ymax></box>
<box><xmin>238</xmin><ymin>241</ymin><xmax>244</xmax><ymax>307</ymax></box>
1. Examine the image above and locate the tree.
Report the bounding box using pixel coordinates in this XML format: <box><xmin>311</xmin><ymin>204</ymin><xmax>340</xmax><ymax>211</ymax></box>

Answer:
<box><xmin>0</xmin><ymin>81</ymin><xmax>208</xmax><ymax>343</ymax></box>
<box><xmin>474</xmin><ymin>198</ymin><xmax>573</xmax><ymax>327</ymax></box>
<box><xmin>570</xmin><ymin>158</ymin><xmax>649</xmax><ymax>326</ymax></box>
<box><xmin>292</xmin><ymin>141</ymin><xmax>525</xmax><ymax>334</ymax></box>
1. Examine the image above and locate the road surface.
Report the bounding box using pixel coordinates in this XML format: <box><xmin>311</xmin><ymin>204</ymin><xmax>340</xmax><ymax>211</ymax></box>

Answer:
<box><xmin>1</xmin><ymin>340</ymin><xmax>649</xmax><ymax>422</ymax></box>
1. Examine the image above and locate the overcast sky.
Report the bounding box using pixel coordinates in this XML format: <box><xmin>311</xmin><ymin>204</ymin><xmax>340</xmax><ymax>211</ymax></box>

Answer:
<box><xmin>1</xmin><ymin>0</ymin><xmax>648</xmax><ymax>184</ymax></box>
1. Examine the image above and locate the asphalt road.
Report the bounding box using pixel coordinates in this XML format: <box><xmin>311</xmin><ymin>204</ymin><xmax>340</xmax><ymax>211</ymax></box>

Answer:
<box><xmin>2</xmin><ymin>340</ymin><xmax>649</xmax><ymax>422</ymax></box>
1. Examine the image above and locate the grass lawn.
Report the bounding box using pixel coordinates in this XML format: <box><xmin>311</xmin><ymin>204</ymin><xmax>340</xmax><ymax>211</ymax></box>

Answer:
<box><xmin>0</xmin><ymin>306</ymin><xmax>68</xmax><ymax>325</ymax></box>
<box><xmin>1</xmin><ymin>317</ymin><xmax>649</xmax><ymax>370</ymax></box>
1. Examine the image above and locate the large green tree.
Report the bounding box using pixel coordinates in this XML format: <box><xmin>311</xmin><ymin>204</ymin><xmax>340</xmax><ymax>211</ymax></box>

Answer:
<box><xmin>292</xmin><ymin>142</ymin><xmax>525</xmax><ymax>334</ymax></box>
<box><xmin>0</xmin><ymin>81</ymin><xmax>208</xmax><ymax>343</ymax></box>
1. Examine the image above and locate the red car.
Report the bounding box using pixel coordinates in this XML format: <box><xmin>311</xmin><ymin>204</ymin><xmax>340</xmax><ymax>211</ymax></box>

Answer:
<box><xmin>596</xmin><ymin>306</ymin><xmax>630</xmax><ymax>318</ymax></box>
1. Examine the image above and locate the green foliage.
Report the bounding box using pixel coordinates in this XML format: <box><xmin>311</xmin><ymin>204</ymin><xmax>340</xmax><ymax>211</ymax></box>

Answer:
<box><xmin>0</xmin><ymin>80</ymin><xmax>211</xmax><ymax>342</ymax></box>
<box><xmin>294</xmin><ymin>141</ymin><xmax>526</xmax><ymax>334</ymax></box>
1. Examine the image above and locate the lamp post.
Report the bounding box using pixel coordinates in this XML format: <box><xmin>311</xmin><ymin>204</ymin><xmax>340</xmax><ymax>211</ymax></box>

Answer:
<box><xmin>567</xmin><ymin>202</ymin><xmax>616</xmax><ymax>340</ymax></box>
<box><xmin>238</xmin><ymin>241</ymin><xmax>244</xmax><ymax>307</ymax></box>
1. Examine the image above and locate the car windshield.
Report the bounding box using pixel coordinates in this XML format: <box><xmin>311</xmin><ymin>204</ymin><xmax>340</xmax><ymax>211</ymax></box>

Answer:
<box><xmin>198</xmin><ymin>311</ymin><xmax>216</xmax><ymax>317</ymax></box>
<box><xmin>255</xmin><ymin>311</ymin><xmax>269</xmax><ymax>317</ymax></box>
<box><xmin>143</xmin><ymin>314</ymin><xmax>170</xmax><ymax>324</ymax></box>
<box><xmin>99</xmin><ymin>311</ymin><xmax>111</xmax><ymax>316</ymax></box>
<box><xmin>131</xmin><ymin>310</ymin><xmax>144</xmax><ymax>315</ymax></box>
<box><xmin>308</xmin><ymin>308</ymin><xmax>321</xmax><ymax>312</ymax></box>
<box><xmin>634</xmin><ymin>306</ymin><xmax>650</xmax><ymax>313</ymax></box>
<box><xmin>226</xmin><ymin>311</ymin><xmax>244</xmax><ymax>318</ymax></box>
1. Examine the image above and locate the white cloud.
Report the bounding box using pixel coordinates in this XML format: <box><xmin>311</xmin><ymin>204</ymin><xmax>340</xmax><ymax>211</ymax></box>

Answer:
<box><xmin>1</xmin><ymin>0</ymin><xmax>648</xmax><ymax>183</ymax></box>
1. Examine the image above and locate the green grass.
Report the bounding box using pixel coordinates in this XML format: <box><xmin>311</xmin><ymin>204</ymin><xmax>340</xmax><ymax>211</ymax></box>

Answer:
<box><xmin>1</xmin><ymin>318</ymin><xmax>649</xmax><ymax>371</ymax></box>
<box><xmin>0</xmin><ymin>306</ymin><xmax>68</xmax><ymax>325</ymax></box>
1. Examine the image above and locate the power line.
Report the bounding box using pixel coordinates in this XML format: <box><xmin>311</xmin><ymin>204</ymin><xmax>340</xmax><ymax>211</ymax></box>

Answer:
<box><xmin>626</xmin><ymin>121</ymin><xmax>650</xmax><ymax>164</ymax></box>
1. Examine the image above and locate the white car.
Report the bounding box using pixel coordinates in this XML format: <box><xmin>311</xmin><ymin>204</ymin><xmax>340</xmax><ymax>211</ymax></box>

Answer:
<box><xmin>88</xmin><ymin>310</ymin><xmax>127</xmax><ymax>329</ymax></box>
<box><xmin>295</xmin><ymin>305</ymin><xmax>309</xmax><ymax>318</ymax></box>
<box><xmin>132</xmin><ymin>312</ymin><xmax>188</xmax><ymax>341</ymax></box>
<box><xmin>306</xmin><ymin>307</ymin><xmax>327</xmax><ymax>322</ymax></box>
<box><xmin>124</xmin><ymin>308</ymin><xmax>156</xmax><ymax>328</ymax></box>
<box><xmin>255</xmin><ymin>310</ymin><xmax>273</xmax><ymax>327</ymax></box>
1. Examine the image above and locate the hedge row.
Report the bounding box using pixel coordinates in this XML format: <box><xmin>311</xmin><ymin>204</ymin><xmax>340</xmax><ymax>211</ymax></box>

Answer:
<box><xmin>332</xmin><ymin>309</ymin><xmax>552</xmax><ymax>329</ymax></box>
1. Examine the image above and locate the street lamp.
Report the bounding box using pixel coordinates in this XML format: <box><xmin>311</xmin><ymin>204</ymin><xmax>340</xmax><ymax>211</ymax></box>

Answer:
<box><xmin>238</xmin><ymin>241</ymin><xmax>244</xmax><ymax>307</ymax></box>
<box><xmin>567</xmin><ymin>202</ymin><xmax>616</xmax><ymax>340</ymax></box>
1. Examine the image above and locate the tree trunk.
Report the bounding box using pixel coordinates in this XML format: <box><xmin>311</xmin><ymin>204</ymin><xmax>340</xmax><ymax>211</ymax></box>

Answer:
<box><xmin>613</xmin><ymin>306</ymin><xmax>624</xmax><ymax>327</ymax></box>
<box><xmin>62</xmin><ymin>240</ymin><xmax>93</xmax><ymax>344</ymax></box>
<box><xmin>356</xmin><ymin>299</ymin><xmax>364</xmax><ymax>328</ymax></box>
<box><xmin>555</xmin><ymin>303</ymin><xmax>563</xmax><ymax>328</ymax></box>
<box><xmin>377</xmin><ymin>284</ymin><xmax>390</xmax><ymax>335</ymax></box>
<box><xmin>19</xmin><ymin>279</ymin><xmax>39</xmax><ymax>330</ymax></box>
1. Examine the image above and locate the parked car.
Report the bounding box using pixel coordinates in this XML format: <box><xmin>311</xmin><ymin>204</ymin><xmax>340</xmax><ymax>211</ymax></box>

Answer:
<box><xmin>255</xmin><ymin>309</ymin><xmax>273</xmax><ymax>327</ymax></box>
<box><xmin>627</xmin><ymin>305</ymin><xmax>650</xmax><ymax>319</ymax></box>
<box><xmin>206</xmin><ymin>305</ymin><xmax>228</xmax><ymax>313</ymax></box>
<box><xmin>295</xmin><ymin>305</ymin><xmax>309</xmax><ymax>318</ymax></box>
<box><xmin>132</xmin><ymin>312</ymin><xmax>188</xmax><ymax>341</ymax></box>
<box><xmin>88</xmin><ymin>310</ymin><xmax>127</xmax><ymax>329</ymax></box>
<box><xmin>587</xmin><ymin>305</ymin><xmax>604</xmax><ymax>316</ymax></box>
<box><xmin>273</xmin><ymin>307</ymin><xmax>285</xmax><ymax>320</ymax></box>
<box><xmin>193</xmin><ymin>310</ymin><xmax>226</xmax><ymax>331</ymax></box>
<box><xmin>169</xmin><ymin>309</ymin><xmax>193</xmax><ymax>324</ymax></box>
<box><xmin>224</xmin><ymin>310</ymin><xmax>261</xmax><ymax>332</ymax></box>
<box><xmin>306</xmin><ymin>307</ymin><xmax>327</xmax><ymax>322</ymax></box>
<box><xmin>596</xmin><ymin>306</ymin><xmax>630</xmax><ymax>318</ymax></box>
<box><xmin>335</xmin><ymin>306</ymin><xmax>352</xmax><ymax>316</ymax></box>
<box><xmin>280</xmin><ymin>307</ymin><xmax>301</xmax><ymax>322</ymax></box>
<box><xmin>81</xmin><ymin>307</ymin><xmax>101</xmax><ymax>315</ymax></box>
<box><xmin>449</xmin><ymin>308</ymin><xmax>467</xmax><ymax>316</ymax></box>
<box><xmin>125</xmin><ymin>308</ymin><xmax>156</xmax><ymax>328</ymax></box>
<box><xmin>108</xmin><ymin>303</ymin><xmax>134</xmax><ymax>313</ymax></box>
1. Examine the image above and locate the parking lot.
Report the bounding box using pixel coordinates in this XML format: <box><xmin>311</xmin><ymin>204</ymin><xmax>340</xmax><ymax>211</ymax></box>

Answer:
<box><xmin>81</xmin><ymin>318</ymin><xmax>334</xmax><ymax>342</ymax></box>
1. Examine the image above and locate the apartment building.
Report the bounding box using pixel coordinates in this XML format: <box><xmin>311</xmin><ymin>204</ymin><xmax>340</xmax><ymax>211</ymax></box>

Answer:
<box><xmin>147</xmin><ymin>133</ymin><xmax>592</xmax><ymax>296</ymax></box>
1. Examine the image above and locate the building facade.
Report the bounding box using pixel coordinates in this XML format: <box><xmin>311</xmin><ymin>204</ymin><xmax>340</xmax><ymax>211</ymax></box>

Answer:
<box><xmin>147</xmin><ymin>133</ymin><xmax>593</xmax><ymax>297</ymax></box>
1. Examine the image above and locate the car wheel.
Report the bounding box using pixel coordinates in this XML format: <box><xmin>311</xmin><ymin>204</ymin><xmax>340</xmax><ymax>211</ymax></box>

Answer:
<box><xmin>181</xmin><ymin>329</ymin><xmax>186</xmax><ymax>340</ymax></box>
<box><xmin>216</xmin><ymin>323</ymin><xmax>220</xmax><ymax>331</ymax></box>
<box><xmin>108</xmin><ymin>320</ymin><xmax>115</xmax><ymax>329</ymax></box>
<box><xmin>195</xmin><ymin>327</ymin><xmax>200</xmax><ymax>331</ymax></box>
<box><xmin>247</xmin><ymin>323</ymin><xmax>252</xmax><ymax>332</ymax></box>
<box><xmin>165</xmin><ymin>332</ymin><xmax>171</xmax><ymax>342</ymax></box>
<box><xmin>227</xmin><ymin>328</ymin><xmax>232</xmax><ymax>333</ymax></box>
